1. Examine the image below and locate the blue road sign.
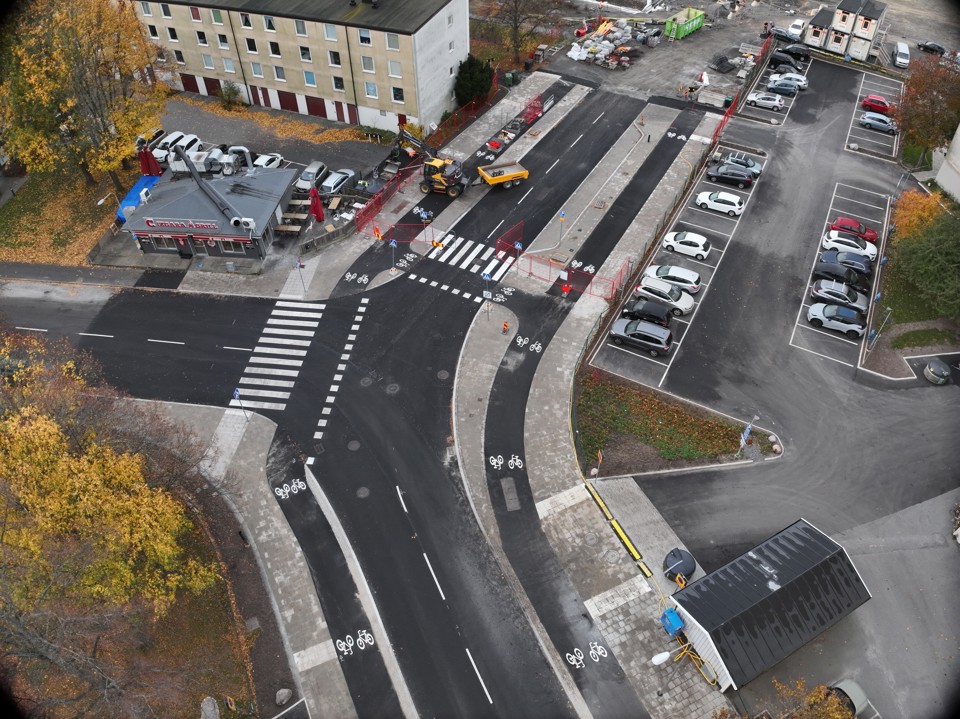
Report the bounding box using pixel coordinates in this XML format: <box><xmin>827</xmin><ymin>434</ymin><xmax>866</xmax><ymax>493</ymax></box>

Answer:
<box><xmin>514</xmin><ymin>242</ymin><xmax>523</xmax><ymax>250</ymax></box>
<box><xmin>233</xmin><ymin>388</ymin><xmax>241</xmax><ymax>400</ymax></box>
<box><xmin>559</xmin><ymin>210</ymin><xmax>566</xmax><ymax>219</ymax></box>
<box><xmin>389</xmin><ymin>239</ymin><xmax>398</xmax><ymax>248</ymax></box>
<box><xmin>482</xmin><ymin>273</ymin><xmax>492</xmax><ymax>281</ymax></box>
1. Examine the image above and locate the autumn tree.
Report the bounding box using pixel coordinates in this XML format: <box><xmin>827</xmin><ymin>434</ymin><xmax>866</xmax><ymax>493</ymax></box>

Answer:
<box><xmin>890</xmin><ymin>188</ymin><xmax>946</xmax><ymax>242</ymax></box>
<box><xmin>893</xmin><ymin>55</ymin><xmax>960</xmax><ymax>168</ymax></box>
<box><xmin>712</xmin><ymin>679</ymin><xmax>855</xmax><ymax>719</ymax></box>
<box><xmin>487</xmin><ymin>0</ymin><xmax>561</xmax><ymax>64</ymax></box>
<box><xmin>0</xmin><ymin>0</ymin><xmax>167</xmax><ymax>191</ymax></box>
<box><xmin>897</xmin><ymin>209</ymin><xmax>960</xmax><ymax>319</ymax></box>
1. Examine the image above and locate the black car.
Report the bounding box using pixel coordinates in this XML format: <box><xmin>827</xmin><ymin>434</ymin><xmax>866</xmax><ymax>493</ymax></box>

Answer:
<box><xmin>767</xmin><ymin>79</ymin><xmax>799</xmax><ymax>96</ymax></box>
<box><xmin>819</xmin><ymin>250</ymin><xmax>873</xmax><ymax>276</ymax></box>
<box><xmin>770</xmin><ymin>27</ymin><xmax>798</xmax><ymax>42</ymax></box>
<box><xmin>781</xmin><ymin>44</ymin><xmax>811</xmax><ymax>59</ymax></box>
<box><xmin>621</xmin><ymin>299</ymin><xmax>671</xmax><ymax>327</ymax></box>
<box><xmin>706</xmin><ymin>163</ymin><xmax>754</xmax><ymax>188</ymax></box>
<box><xmin>917</xmin><ymin>40</ymin><xmax>947</xmax><ymax>56</ymax></box>
<box><xmin>770</xmin><ymin>51</ymin><xmax>802</xmax><ymax>71</ymax></box>
<box><xmin>812</xmin><ymin>262</ymin><xmax>869</xmax><ymax>293</ymax></box>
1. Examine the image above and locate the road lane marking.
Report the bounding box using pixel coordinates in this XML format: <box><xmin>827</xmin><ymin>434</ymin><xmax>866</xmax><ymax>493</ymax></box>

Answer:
<box><xmin>423</xmin><ymin>553</ymin><xmax>445</xmax><ymax>600</ymax></box>
<box><xmin>465</xmin><ymin>648</ymin><xmax>493</xmax><ymax>704</ymax></box>
<box><xmin>487</xmin><ymin>220</ymin><xmax>504</xmax><ymax>238</ymax></box>
<box><xmin>517</xmin><ymin>187</ymin><xmax>533</xmax><ymax>204</ymax></box>
<box><xmin>571</xmin><ymin>133</ymin><xmax>584</xmax><ymax>147</ymax></box>
<box><xmin>224</xmin><ymin>345</ymin><xmax>253</xmax><ymax>351</ymax></box>
<box><xmin>147</xmin><ymin>339</ymin><xmax>184</xmax><ymax>345</ymax></box>
<box><xmin>545</xmin><ymin>158</ymin><xmax>559</xmax><ymax>174</ymax></box>
<box><xmin>15</xmin><ymin>326</ymin><xmax>47</xmax><ymax>333</ymax></box>
<box><xmin>77</xmin><ymin>332</ymin><xmax>113</xmax><ymax>338</ymax></box>
<box><xmin>396</xmin><ymin>486</ymin><xmax>408</xmax><ymax>513</ymax></box>
<box><xmin>677</xmin><ymin>219</ymin><xmax>733</xmax><ymax>237</ymax></box>
<box><xmin>592</xmin><ymin>111</ymin><xmax>605</xmax><ymax>124</ymax></box>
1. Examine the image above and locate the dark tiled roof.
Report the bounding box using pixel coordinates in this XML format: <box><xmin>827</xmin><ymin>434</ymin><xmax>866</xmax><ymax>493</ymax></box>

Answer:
<box><xmin>859</xmin><ymin>0</ymin><xmax>887</xmax><ymax>20</ymax></box>
<box><xmin>811</xmin><ymin>7</ymin><xmax>835</xmax><ymax>27</ymax></box>
<box><xmin>674</xmin><ymin>519</ymin><xmax>871</xmax><ymax>689</ymax></box>
<box><xmin>837</xmin><ymin>0</ymin><xmax>863</xmax><ymax>12</ymax></box>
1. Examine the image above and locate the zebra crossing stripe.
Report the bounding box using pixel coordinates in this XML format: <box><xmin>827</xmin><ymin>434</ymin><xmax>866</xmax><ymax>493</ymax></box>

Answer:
<box><xmin>481</xmin><ymin>255</ymin><xmax>500</xmax><ymax>277</ymax></box>
<box><xmin>252</xmin><ymin>345</ymin><xmax>308</xmax><ymax>357</ymax></box>
<box><xmin>267</xmin><ymin>318</ymin><xmax>319</xmax><ymax>328</ymax></box>
<box><xmin>437</xmin><ymin>236</ymin><xmax>465</xmax><ymax>262</ymax></box>
<box><xmin>428</xmin><ymin>233</ymin><xmax>456</xmax><ymax>259</ymax></box>
<box><xmin>248</xmin><ymin>356</ymin><xmax>304</xmax><ymax>367</ymax></box>
<box><xmin>262</xmin><ymin>327</ymin><xmax>315</xmax><ymax>337</ymax></box>
<box><xmin>244</xmin><ymin>366</ymin><xmax>300</xmax><ymax>377</ymax></box>
<box><xmin>491</xmin><ymin>256</ymin><xmax>516</xmax><ymax>282</ymax></box>
<box><xmin>237</xmin><ymin>388</ymin><xmax>291</xmax><ymax>399</ymax></box>
<box><xmin>459</xmin><ymin>243</ymin><xmax>485</xmax><ymax>269</ymax></box>
<box><xmin>229</xmin><ymin>398</ymin><xmax>286</xmax><ymax>411</ymax></box>
<box><xmin>271</xmin><ymin>309</ymin><xmax>324</xmax><ymax>319</ymax></box>
<box><xmin>239</xmin><ymin>377</ymin><xmax>296</xmax><ymax>388</ymax></box>
<box><xmin>256</xmin><ymin>337</ymin><xmax>312</xmax><ymax>347</ymax></box>
<box><xmin>276</xmin><ymin>301</ymin><xmax>325</xmax><ymax>310</ymax></box>
<box><xmin>472</xmin><ymin>246</ymin><xmax>496</xmax><ymax>273</ymax></box>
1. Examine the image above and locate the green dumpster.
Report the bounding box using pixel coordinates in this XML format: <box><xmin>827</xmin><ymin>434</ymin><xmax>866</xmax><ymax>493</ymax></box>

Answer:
<box><xmin>664</xmin><ymin>8</ymin><xmax>705</xmax><ymax>40</ymax></box>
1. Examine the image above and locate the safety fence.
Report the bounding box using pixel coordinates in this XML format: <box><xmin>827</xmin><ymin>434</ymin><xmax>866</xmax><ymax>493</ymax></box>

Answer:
<box><xmin>353</xmin><ymin>164</ymin><xmax>421</xmax><ymax>233</ymax></box>
<box><xmin>427</xmin><ymin>75</ymin><xmax>500</xmax><ymax>148</ymax></box>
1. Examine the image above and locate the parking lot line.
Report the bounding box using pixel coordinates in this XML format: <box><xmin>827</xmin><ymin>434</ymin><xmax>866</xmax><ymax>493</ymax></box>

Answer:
<box><xmin>832</xmin><ymin>195</ymin><xmax>887</xmax><ymax>213</ymax></box>
<box><xmin>795</xmin><ymin>323</ymin><xmax>861</xmax><ymax>346</ymax></box>
<box><xmin>678</xmin><ymin>220</ymin><xmax>733</xmax><ymax>237</ymax></box>
<box><xmin>836</xmin><ymin>183</ymin><xmax>888</xmax><ymax>197</ymax></box>
<box><xmin>606</xmin><ymin>342</ymin><xmax>670</xmax><ymax>366</ymax></box>
<box><xmin>687</xmin><ymin>206</ymin><xmax>741</xmax><ymax>223</ymax></box>
<box><xmin>788</xmin><ymin>341</ymin><xmax>857</xmax><ymax>368</ymax></box>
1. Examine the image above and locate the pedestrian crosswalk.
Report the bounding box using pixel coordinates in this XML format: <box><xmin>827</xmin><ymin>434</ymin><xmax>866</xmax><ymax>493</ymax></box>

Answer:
<box><xmin>229</xmin><ymin>299</ymin><xmax>325</xmax><ymax>412</ymax></box>
<box><xmin>426</xmin><ymin>234</ymin><xmax>517</xmax><ymax>281</ymax></box>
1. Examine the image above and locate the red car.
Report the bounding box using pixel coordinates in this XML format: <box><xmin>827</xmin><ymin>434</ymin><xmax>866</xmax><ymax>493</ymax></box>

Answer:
<box><xmin>861</xmin><ymin>94</ymin><xmax>893</xmax><ymax>115</ymax></box>
<box><xmin>830</xmin><ymin>217</ymin><xmax>879</xmax><ymax>243</ymax></box>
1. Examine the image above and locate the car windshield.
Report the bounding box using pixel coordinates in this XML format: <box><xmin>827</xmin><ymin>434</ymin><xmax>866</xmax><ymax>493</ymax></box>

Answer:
<box><xmin>675</xmin><ymin>231</ymin><xmax>687</xmax><ymax>241</ymax></box>
<box><xmin>625</xmin><ymin>320</ymin><xmax>641</xmax><ymax>333</ymax></box>
<box><xmin>841</xmin><ymin>286</ymin><xmax>856</xmax><ymax>301</ymax></box>
<box><xmin>666</xmin><ymin>285</ymin><xmax>681</xmax><ymax>301</ymax></box>
<box><xmin>302</xmin><ymin>170</ymin><xmax>316</xmax><ymax>180</ymax></box>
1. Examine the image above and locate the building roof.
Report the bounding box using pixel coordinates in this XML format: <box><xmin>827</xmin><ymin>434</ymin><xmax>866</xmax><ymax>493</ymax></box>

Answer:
<box><xmin>810</xmin><ymin>6</ymin><xmax>835</xmax><ymax>27</ymax></box>
<box><xmin>837</xmin><ymin>0</ymin><xmax>863</xmax><ymax>12</ymax></box>
<box><xmin>673</xmin><ymin>519</ymin><xmax>871</xmax><ymax>689</ymax></box>
<box><xmin>164</xmin><ymin>0</ymin><xmax>453</xmax><ymax>34</ymax></box>
<box><xmin>858</xmin><ymin>0</ymin><xmax>886</xmax><ymax>20</ymax></box>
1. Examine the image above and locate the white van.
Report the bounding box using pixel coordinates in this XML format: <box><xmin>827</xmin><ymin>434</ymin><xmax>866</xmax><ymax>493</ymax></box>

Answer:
<box><xmin>894</xmin><ymin>42</ymin><xmax>910</xmax><ymax>68</ymax></box>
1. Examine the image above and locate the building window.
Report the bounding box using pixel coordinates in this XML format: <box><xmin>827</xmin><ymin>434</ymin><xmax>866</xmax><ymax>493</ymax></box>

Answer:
<box><xmin>274</xmin><ymin>66</ymin><xmax>286</xmax><ymax>81</ymax></box>
<box><xmin>324</xmin><ymin>24</ymin><xmax>337</xmax><ymax>41</ymax></box>
<box><xmin>218</xmin><ymin>33</ymin><xmax>228</xmax><ymax>49</ymax></box>
<box><xmin>832</xmin><ymin>31</ymin><xmax>844</xmax><ymax>44</ymax></box>
<box><xmin>840</xmin><ymin>11</ymin><xmax>849</xmax><ymax>23</ymax></box>
<box><xmin>812</xmin><ymin>27</ymin><xmax>823</xmax><ymax>39</ymax></box>
<box><xmin>388</xmin><ymin>60</ymin><xmax>401</xmax><ymax>78</ymax></box>
<box><xmin>154</xmin><ymin>236</ymin><xmax>176</xmax><ymax>250</ymax></box>
<box><xmin>860</xmin><ymin>18</ymin><xmax>870</xmax><ymax>31</ymax></box>
<box><xmin>361</xmin><ymin>55</ymin><xmax>374</xmax><ymax>72</ymax></box>
<box><xmin>240</xmin><ymin>13</ymin><xmax>251</xmax><ymax>28</ymax></box>
<box><xmin>264</xmin><ymin>16</ymin><xmax>276</xmax><ymax>32</ymax></box>
<box><xmin>148</xmin><ymin>25</ymin><xmax>158</xmax><ymax>39</ymax></box>
<box><xmin>448</xmin><ymin>13</ymin><xmax>453</xmax><ymax>27</ymax></box>
<box><xmin>386</xmin><ymin>32</ymin><xmax>399</xmax><ymax>51</ymax></box>
<box><xmin>392</xmin><ymin>86</ymin><xmax>404</xmax><ymax>103</ymax></box>
<box><xmin>449</xmin><ymin>40</ymin><xmax>454</xmax><ymax>53</ymax></box>
<box><xmin>167</xmin><ymin>27</ymin><xmax>178</xmax><ymax>42</ymax></box>
<box><xmin>222</xmin><ymin>241</ymin><xmax>245</xmax><ymax>254</ymax></box>
<box><xmin>295</xmin><ymin>19</ymin><xmax>307</xmax><ymax>36</ymax></box>
<box><xmin>329</xmin><ymin>50</ymin><xmax>341</xmax><ymax>67</ymax></box>
<box><xmin>201</xmin><ymin>53</ymin><xmax>213</xmax><ymax>69</ymax></box>
<box><xmin>358</xmin><ymin>28</ymin><xmax>371</xmax><ymax>45</ymax></box>
<box><xmin>364</xmin><ymin>81</ymin><xmax>377</xmax><ymax>98</ymax></box>
<box><xmin>211</xmin><ymin>8</ymin><xmax>222</xmax><ymax>24</ymax></box>
<box><xmin>449</xmin><ymin>66</ymin><xmax>454</xmax><ymax>75</ymax></box>
<box><xmin>304</xmin><ymin>70</ymin><xmax>316</xmax><ymax>87</ymax></box>
<box><xmin>160</xmin><ymin>3</ymin><xmax>171</xmax><ymax>19</ymax></box>
<box><xmin>196</xmin><ymin>31</ymin><xmax>207</xmax><ymax>46</ymax></box>
<box><xmin>269</xmin><ymin>41</ymin><xmax>281</xmax><ymax>57</ymax></box>
<box><xmin>300</xmin><ymin>46</ymin><xmax>312</xmax><ymax>62</ymax></box>
<box><xmin>223</xmin><ymin>58</ymin><xmax>235</xmax><ymax>73</ymax></box>
<box><xmin>251</xmin><ymin>62</ymin><xmax>263</xmax><ymax>77</ymax></box>
<box><xmin>174</xmin><ymin>49</ymin><xmax>184</xmax><ymax>63</ymax></box>
<box><xmin>189</xmin><ymin>6</ymin><xmax>200</xmax><ymax>22</ymax></box>
<box><xmin>140</xmin><ymin>2</ymin><xmax>151</xmax><ymax>17</ymax></box>
<box><xmin>246</xmin><ymin>38</ymin><xmax>257</xmax><ymax>53</ymax></box>
<box><xmin>333</xmin><ymin>76</ymin><xmax>344</xmax><ymax>91</ymax></box>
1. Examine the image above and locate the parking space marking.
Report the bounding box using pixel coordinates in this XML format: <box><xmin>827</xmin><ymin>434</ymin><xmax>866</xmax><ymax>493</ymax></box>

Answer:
<box><xmin>789</xmin><ymin>342</ymin><xmax>857</xmax><ymax>368</ymax></box>
<box><xmin>833</xmin><ymin>195</ymin><xmax>887</xmax><ymax>213</ymax></box>
<box><xmin>677</xmin><ymin>220</ymin><xmax>733</xmax><ymax>237</ymax></box>
<box><xmin>795</xmin><ymin>323</ymin><xmax>861</xmax><ymax>346</ymax></box>
<box><xmin>687</xmin><ymin>206</ymin><xmax>741</xmax><ymax>222</ymax></box>
<box><xmin>606</xmin><ymin>342</ymin><xmax>671</xmax><ymax>366</ymax></box>
<box><xmin>836</xmin><ymin>183</ymin><xmax>887</xmax><ymax>197</ymax></box>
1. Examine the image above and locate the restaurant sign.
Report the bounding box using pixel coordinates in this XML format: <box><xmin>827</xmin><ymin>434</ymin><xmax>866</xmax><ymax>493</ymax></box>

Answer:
<box><xmin>144</xmin><ymin>217</ymin><xmax>220</xmax><ymax>230</ymax></box>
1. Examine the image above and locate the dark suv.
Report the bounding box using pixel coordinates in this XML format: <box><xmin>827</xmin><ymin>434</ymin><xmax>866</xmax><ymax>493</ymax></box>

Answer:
<box><xmin>781</xmin><ymin>43</ymin><xmax>811</xmax><ymax>59</ymax></box>
<box><xmin>812</xmin><ymin>262</ymin><xmax>869</xmax><ymax>293</ymax></box>
<box><xmin>621</xmin><ymin>300</ymin><xmax>671</xmax><ymax>327</ymax></box>
<box><xmin>770</xmin><ymin>51</ymin><xmax>802</xmax><ymax>71</ymax></box>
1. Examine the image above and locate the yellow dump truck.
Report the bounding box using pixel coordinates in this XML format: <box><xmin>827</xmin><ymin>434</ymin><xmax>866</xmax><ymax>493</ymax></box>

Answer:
<box><xmin>477</xmin><ymin>161</ymin><xmax>529</xmax><ymax>189</ymax></box>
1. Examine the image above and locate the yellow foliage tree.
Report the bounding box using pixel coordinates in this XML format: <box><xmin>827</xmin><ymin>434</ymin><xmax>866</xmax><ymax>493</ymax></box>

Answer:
<box><xmin>890</xmin><ymin>189</ymin><xmax>945</xmax><ymax>243</ymax></box>
<box><xmin>0</xmin><ymin>0</ymin><xmax>167</xmax><ymax>190</ymax></box>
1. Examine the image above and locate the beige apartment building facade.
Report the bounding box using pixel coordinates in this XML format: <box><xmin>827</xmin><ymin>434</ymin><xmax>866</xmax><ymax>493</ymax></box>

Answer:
<box><xmin>137</xmin><ymin>0</ymin><xmax>469</xmax><ymax>130</ymax></box>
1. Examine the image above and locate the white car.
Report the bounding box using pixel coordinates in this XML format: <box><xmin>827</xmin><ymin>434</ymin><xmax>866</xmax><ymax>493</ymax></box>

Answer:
<box><xmin>788</xmin><ymin>19</ymin><xmax>805</xmax><ymax>38</ymax></box>
<box><xmin>769</xmin><ymin>72</ymin><xmax>808</xmax><ymax>89</ymax></box>
<box><xmin>696</xmin><ymin>190</ymin><xmax>744</xmax><ymax>217</ymax></box>
<box><xmin>746</xmin><ymin>92</ymin><xmax>785</xmax><ymax>111</ymax></box>
<box><xmin>806</xmin><ymin>303</ymin><xmax>866</xmax><ymax>338</ymax></box>
<box><xmin>821</xmin><ymin>230</ymin><xmax>878</xmax><ymax>260</ymax></box>
<box><xmin>643</xmin><ymin>264</ymin><xmax>702</xmax><ymax>294</ymax></box>
<box><xmin>633</xmin><ymin>277</ymin><xmax>695</xmax><ymax>316</ymax></box>
<box><xmin>253</xmin><ymin>152</ymin><xmax>284</xmax><ymax>168</ymax></box>
<box><xmin>662</xmin><ymin>231</ymin><xmax>711</xmax><ymax>260</ymax></box>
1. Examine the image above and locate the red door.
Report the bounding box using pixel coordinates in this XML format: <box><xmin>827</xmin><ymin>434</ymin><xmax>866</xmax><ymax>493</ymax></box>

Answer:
<box><xmin>277</xmin><ymin>90</ymin><xmax>298</xmax><ymax>112</ymax></box>
<box><xmin>398</xmin><ymin>114</ymin><xmax>407</xmax><ymax>130</ymax></box>
<box><xmin>205</xmin><ymin>77</ymin><xmax>221</xmax><ymax>97</ymax></box>
<box><xmin>334</xmin><ymin>101</ymin><xmax>344</xmax><ymax>122</ymax></box>
<box><xmin>306</xmin><ymin>96</ymin><xmax>327</xmax><ymax>118</ymax></box>
<box><xmin>250</xmin><ymin>86</ymin><xmax>261</xmax><ymax>106</ymax></box>
<box><xmin>347</xmin><ymin>104</ymin><xmax>358</xmax><ymax>125</ymax></box>
<box><xmin>181</xmin><ymin>74</ymin><xmax>199</xmax><ymax>93</ymax></box>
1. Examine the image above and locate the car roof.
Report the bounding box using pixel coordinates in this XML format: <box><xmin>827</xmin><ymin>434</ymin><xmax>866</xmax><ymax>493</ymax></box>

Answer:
<box><xmin>827</xmin><ymin>304</ymin><xmax>864</xmax><ymax>320</ymax></box>
<box><xmin>655</xmin><ymin>265</ymin><xmax>700</xmax><ymax>280</ymax></box>
<box><xmin>640</xmin><ymin>276</ymin><xmax>675</xmax><ymax>292</ymax></box>
<box><xmin>630</xmin><ymin>300</ymin><xmax>669</xmax><ymax>316</ymax></box>
<box><xmin>865</xmin><ymin>93</ymin><xmax>887</xmax><ymax>101</ymax></box>
<box><xmin>714</xmin><ymin>191</ymin><xmax>742</xmax><ymax>201</ymax></box>
<box><xmin>625</xmin><ymin>319</ymin><xmax>671</xmax><ymax>337</ymax></box>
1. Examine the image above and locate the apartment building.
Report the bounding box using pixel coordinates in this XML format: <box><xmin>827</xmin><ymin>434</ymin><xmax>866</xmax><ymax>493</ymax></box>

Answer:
<box><xmin>137</xmin><ymin>0</ymin><xmax>469</xmax><ymax>130</ymax></box>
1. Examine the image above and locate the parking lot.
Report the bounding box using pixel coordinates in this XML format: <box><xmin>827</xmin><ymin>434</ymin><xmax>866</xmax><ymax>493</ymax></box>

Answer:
<box><xmin>739</xmin><ymin>52</ymin><xmax>811</xmax><ymax>124</ymax></box>
<box><xmin>847</xmin><ymin>72</ymin><xmax>903</xmax><ymax>159</ymax></box>
<box><xmin>590</xmin><ymin>147</ymin><xmax>765</xmax><ymax>388</ymax></box>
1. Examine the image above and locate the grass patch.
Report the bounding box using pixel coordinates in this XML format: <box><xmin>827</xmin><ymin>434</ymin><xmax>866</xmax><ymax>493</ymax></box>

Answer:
<box><xmin>575</xmin><ymin>369</ymin><xmax>742</xmax><ymax>462</ymax></box>
<box><xmin>890</xmin><ymin>328</ymin><xmax>956</xmax><ymax>349</ymax></box>
<box><xmin>901</xmin><ymin>143</ymin><xmax>932</xmax><ymax>171</ymax></box>
<box><xmin>880</xmin><ymin>249</ymin><xmax>941</xmax><ymax>324</ymax></box>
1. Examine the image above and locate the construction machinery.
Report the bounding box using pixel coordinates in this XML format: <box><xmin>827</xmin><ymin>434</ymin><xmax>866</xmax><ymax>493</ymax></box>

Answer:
<box><xmin>476</xmin><ymin>161</ymin><xmax>529</xmax><ymax>189</ymax></box>
<box><xmin>393</xmin><ymin>128</ymin><xmax>469</xmax><ymax>198</ymax></box>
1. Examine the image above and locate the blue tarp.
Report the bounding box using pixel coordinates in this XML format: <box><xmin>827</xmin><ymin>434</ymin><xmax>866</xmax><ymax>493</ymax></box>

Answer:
<box><xmin>117</xmin><ymin>175</ymin><xmax>161</xmax><ymax>223</ymax></box>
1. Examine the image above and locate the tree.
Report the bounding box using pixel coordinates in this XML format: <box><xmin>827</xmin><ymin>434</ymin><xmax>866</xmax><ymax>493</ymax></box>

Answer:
<box><xmin>712</xmin><ymin>678</ymin><xmax>855</xmax><ymax>719</ymax></box>
<box><xmin>454</xmin><ymin>54</ymin><xmax>494</xmax><ymax>107</ymax></box>
<box><xmin>218</xmin><ymin>80</ymin><xmax>245</xmax><ymax>110</ymax></box>
<box><xmin>897</xmin><ymin>209</ymin><xmax>960</xmax><ymax>320</ymax></box>
<box><xmin>894</xmin><ymin>55</ymin><xmax>960</xmax><ymax>167</ymax></box>
<box><xmin>488</xmin><ymin>0</ymin><xmax>560</xmax><ymax>64</ymax></box>
<box><xmin>890</xmin><ymin>188</ymin><xmax>946</xmax><ymax>243</ymax></box>
<box><xmin>0</xmin><ymin>0</ymin><xmax>167</xmax><ymax>191</ymax></box>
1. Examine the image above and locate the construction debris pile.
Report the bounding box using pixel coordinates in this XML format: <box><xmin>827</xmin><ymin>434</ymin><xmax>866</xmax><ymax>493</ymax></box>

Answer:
<box><xmin>567</xmin><ymin>17</ymin><xmax>663</xmax><ymax>70</ymax></box>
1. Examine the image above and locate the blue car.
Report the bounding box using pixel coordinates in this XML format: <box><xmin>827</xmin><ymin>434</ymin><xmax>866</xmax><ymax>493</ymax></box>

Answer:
<box><xmin>819</xmin><ymin>250</ymin><xmax>873</xmax><ymax>276</ymax></box>
<box><xmin>767</xmin><ymin>79</ymin><xmax>799</xmax><ymax>96</ymax></box>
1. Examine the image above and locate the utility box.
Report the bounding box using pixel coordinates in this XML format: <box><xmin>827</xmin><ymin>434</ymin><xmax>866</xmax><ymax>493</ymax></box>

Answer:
<box><xmin>664</xmin><ymin>7</ymin><xmax>705</xmax><ymax>40</ymax></box>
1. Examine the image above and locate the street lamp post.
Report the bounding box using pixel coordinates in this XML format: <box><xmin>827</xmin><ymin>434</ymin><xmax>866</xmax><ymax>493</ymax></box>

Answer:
<box><xmin>97</xmin><ymin>192</ymin><xmax>120</xmax><ymax>209</ymax></box>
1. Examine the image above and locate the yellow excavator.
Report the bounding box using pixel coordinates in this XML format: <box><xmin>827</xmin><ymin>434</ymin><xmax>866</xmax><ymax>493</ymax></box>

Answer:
<box><xmin>394</xmin><ymin>128</ymin><xmax>469</xmax><ymax>198</ymax></box>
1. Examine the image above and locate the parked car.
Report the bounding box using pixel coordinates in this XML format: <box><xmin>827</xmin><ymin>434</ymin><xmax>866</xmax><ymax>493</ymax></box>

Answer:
<box><xmin>608</xmin><ymin>319</ymin><xmax>673</xmax><ymax>357</ymax></box>
<box><xmin>819</xmin><ymin>250</ymin><xmax>873</xmax><ymax>276</ymax></box>
<box><xmin>767</xmin><ymin>78</ymin><xmax>800</xmax><ymax>96</ymax></box>
<box><xmin>633</xmin><ymin>276</ymin><xmax>695</xmax><ymax>316</ymax></box>
<box><xmin>746</xmin><ymin>92</ymin><xmax>785</xmax><ymax>111</ymax></box>
<box><xmin>788</xmin><ymin>19</ymin><xmax>805</xmax><ymax>38</ymax></box>
<box><xmin>769</xmin><ymin>72</ymin><xmax>808</xmax><ymax>89</ymax></box>
<box><xmin>320</xmin><ymin>168</ymin><xmax>358</xmax><ymax>197</ymax></box>
<box><xmin>253</xmin><ymin>152</ymin><xmax>285</xmax><ymax>169</ymax></box>
<box><xmin>806</xmin><ymin>303</ymin><xmax>867</xmax><ymax>338</ymax></box>
<box><xmin>917</xmin><ymin>40</ymin><xmax>947</xmax><ymax>56</ymax></box>
<box><xmin>722</xmin><ymin>151</ymin><xmax>763</xmax><ymax>177</ymax></box>
<box><xmin>810</xmin><ymin>279</ymin><xmax>869</xmax><ymax>312</ymax></box>
<box><xmin>696</xmin><ymin>190</ymin><xmax>744</xmax><ymax>217</ymax></box>
<box><xmin>859</xmin><ymin>112</ymin><xmax>897</xmax><ymax>134</ymax></box>
<box><xmin>152</xmin><ymin>130</ymin><xmax>185</xmax><ymax>164</ymax></box>
<box><xmin>770</xmin><ymin>26</ymin><xmax>799</xmax><ymax>42</ymax></box>
<box><xmin>662</xmin><ymin>230</ymin><xmax>711</xmax><ymax>260</ymax></box>
<box><xmin>770</xmin><ymin>51</ymin><xmax>802</xmax><ymax>71</ymax></box>
<box><xmin>830</xmin><ymin>216</ymin><xmax>879</xmax><ymax>242</ymax></box>
<box><xmin>861</xmin><ymin>94</ymin><xmax>893</xmax><ymax>114</ymax></box>
<box><xmin>643</xmin><ymin>264</ymin><xmax>702</xmax><ymax>294</ymax></box>
<box><xmin>167</xmin><ymin>133</ymin><xmax>203</xmax><ymax>164</ymax></box>
<box><xmin>812</xmin><ymin>262</ymin><xmax>870</xmax><ymax>293</ymax></box>
<box><xmin>821</xmin><ymin>230</ymin><xmax>878</xmax><ymax>259</ymax></box>
<box><xmin>781</xmin><ymin>43</ymin><xmax>811</xmax><ymax>59</ymax></box>
<box><xmin>706</xmin><ymin>163</ymin><xmax>754</xmax><ymax>188</ymax></box>
<box><xmin>136</xmin><ymin>127</ymin><xmax>165</xmax><ymax>152</ymax></box>
<box><xmin>295</xmin><ymin>159</ymin><xmax>329</xmax><ymax>191</ymax></box>
<box><xmin>621</xmin><ymin>299</ymin><xmax>671</xmax><ymax>327</ymax></box>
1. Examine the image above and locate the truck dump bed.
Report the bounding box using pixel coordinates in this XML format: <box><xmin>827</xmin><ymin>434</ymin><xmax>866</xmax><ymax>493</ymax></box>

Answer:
<box><xmin>477</xmin><ymin>162</ymin><xmax>529</xmax><ymax>187</ymax></box>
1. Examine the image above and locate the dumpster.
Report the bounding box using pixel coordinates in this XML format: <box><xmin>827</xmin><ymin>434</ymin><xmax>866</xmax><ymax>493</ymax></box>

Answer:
<box><xmin>664</xmin><ymin>7</ymin><xmax>705</xmax><ymax>40</ymax></box>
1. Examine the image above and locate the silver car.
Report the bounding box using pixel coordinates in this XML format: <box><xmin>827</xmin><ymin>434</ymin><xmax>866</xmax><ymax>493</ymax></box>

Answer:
<box><xmin>859</xmin><ymin>112</ymin><xmax>897</xmax><ymax>134</ymax></box>
<box><xmin>643</xmin><ymin>264</ymin><xmax>702</xmax><ymax>294</ymax></box>
<box><xmin>810</xmin><ymin>280</ymin><xmax>869</xmax><ymax>313</ymax></box>
<box><xmin>746</xmin><ymin>92</ymin><xmax>784</xmax><ymax>111</ymax></box>
<box><xmin>633</xmin><ymin>277</ymin><xmax>695</xmax><ymax>316</ymax></box>
<box><xmin>769</xmin><ymin>72</ymin><xmax>808</xmax><ymax>89</ymax></box>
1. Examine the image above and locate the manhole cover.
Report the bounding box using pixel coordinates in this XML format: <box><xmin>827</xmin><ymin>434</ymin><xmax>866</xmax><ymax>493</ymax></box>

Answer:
<box><xmin>585</xmin><ymin>532</ymin><xmax>599</xmax><ymax>547</ymax></box>
<box><xmin>360</xmin><ymin>376</ymin><xmax>373</xmax><ymax>387</ymax></box>
<box><xmin>385</xmin><ymin>383</ymin><xmax>400</xmax><ymax>395</ymax></box>
<box><xmin>604</xmin><ymin>549</ymin><xmax>621</xmax><ymax>565</ymax></box>
<box><xmin>347</xmin><ymin>440</ymin><xmax>361</xmax><ymax>451</ymax></box>
<box><xmin>437</xmin><ymin>370</ymin><xmax>449</xmax><ymax>380</ymax></box>
<box><xmin>356</xmin><ymin>486</ymin><xmax>370</xmax><ymax>499</ymax></box>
